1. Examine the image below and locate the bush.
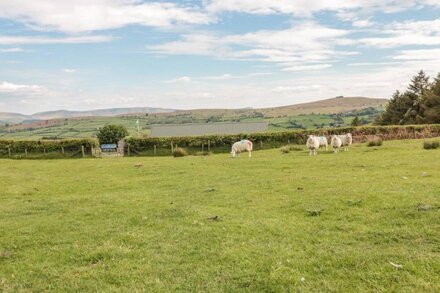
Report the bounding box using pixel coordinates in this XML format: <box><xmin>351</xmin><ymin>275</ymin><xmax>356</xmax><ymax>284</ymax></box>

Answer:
<box><xmin>423</xmin><ymin>141</ymin><xmax>440</xmax><ymax>150</ymax></box>
<box><xmin>367</xmin><ymin>137</ymin><xmax>383</xmax><ymax>147</ymax></box>
<box><xmin>280</xmin><ymin>144</ymin><xmax>304</xmax><ymax>153</ymax></box>
<box><xmin>280</xmin><ymin>146</ymin><xmax>290</xmax><ymax>153</ymax></box>
<box><xmin>97</xmin><ymin>124</ymin><xmax>128</xmax><ymax>144</ymax></box>
<box><xmin>173</xmin><ymin>147</ymin><xmax>188</xmax><ymax>157</ymax></box>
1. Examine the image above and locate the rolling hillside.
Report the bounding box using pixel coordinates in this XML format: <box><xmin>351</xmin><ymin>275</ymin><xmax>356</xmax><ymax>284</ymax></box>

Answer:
<box><xmin>0</xmin><ymin>107</ymin><xmax>175</xmax><ymax>124</ymax></box>
<box><xmin>258</xmin><ymin>96</ymin><xmax>387</xmax><ymax>116</ymax></box>
<box><xmin>0</xmin><ymin>97</ymin><xmax>387</xmax><ymax>139</ymax></box>
<box><xmin>144</xmin><ymin>97</ymin><xmax>387</xmax><ymax>118</ymax></box>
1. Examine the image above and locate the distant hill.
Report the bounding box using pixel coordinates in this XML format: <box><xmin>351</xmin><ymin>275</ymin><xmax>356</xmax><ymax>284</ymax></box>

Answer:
<box><xmin>0</xmin><ymin>107</ymin><xmax>176</xmax><ymax>124</ymax></box>
<box><xmin>0</xmin><ymin>96</ymin><xmax>387</xmax><ymax>139</ymax></box>
<box><xmin>258</xmin><ymin>97</ymin><xmax>387</xmax><ymax>116</ymax></box>
<box><xmin>157</xmin><ymin>96</ymin><xmax>387</xmax><ymax>118</ymax></box>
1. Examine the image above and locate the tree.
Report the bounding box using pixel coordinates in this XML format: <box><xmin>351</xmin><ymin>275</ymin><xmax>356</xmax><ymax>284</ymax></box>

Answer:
<box><xmin>403</xmin><ymin>70</ymin><xmax>431</xmax><ymax>124</ymax></box>
<box><xmin>376</xmin><ymin>71</ymin><xmax>440</xmax><ymax>125</ymax></box>
<box><xmin>420</xmin><ymin>73</ymin><xmax>440</xmax><ymax>124</ymax></box>
<box><xmin>351</xmin><ymin>116</ymin><xmax>361</xmax><ymax>127</ymax></box>
<box><xmin>408</xmin><ymin>70</ymin><xmax>430</xmax><ymax>96</ymax></box>
<box><xmin>97</xmin><ymin>124</ymin><xmax>129</xmax><ymax>144</ymax></box>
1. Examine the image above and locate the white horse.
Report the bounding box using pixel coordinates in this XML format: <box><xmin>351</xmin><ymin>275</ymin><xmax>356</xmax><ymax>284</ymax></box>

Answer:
<box><xmin>231</xmin><ymin>139</ymin><xmax>253</xmax><ymax>157</ymax></box>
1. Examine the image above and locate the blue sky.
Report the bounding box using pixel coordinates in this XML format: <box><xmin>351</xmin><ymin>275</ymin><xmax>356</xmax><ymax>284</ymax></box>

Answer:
<box><xmin>0</xmin><ymin>0</ymin><xmax>439</xmax><ymax>114</ymax></box>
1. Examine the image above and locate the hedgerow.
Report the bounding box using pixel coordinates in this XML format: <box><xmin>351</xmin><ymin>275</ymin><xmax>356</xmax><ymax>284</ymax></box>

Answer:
<box><xmin>125</xmin><ymin>124</ymin><xmax>440</xmax><ymax>155</ymax></box>
<box><xmin>0</xmin><ymin>139</ymin><xmax>98</xmax><ymax>158</ymax></box>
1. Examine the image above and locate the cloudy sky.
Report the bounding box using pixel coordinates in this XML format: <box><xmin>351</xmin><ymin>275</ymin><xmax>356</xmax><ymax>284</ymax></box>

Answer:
<box><xmin>0</xmin><ymin>0</ymin><xmax>439</xmax><ymax>114</ymax></box>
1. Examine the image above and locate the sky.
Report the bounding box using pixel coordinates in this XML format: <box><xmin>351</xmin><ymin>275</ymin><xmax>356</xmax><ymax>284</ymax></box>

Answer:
<box><xmin>0</xmin><ymin>0</ymin><xmax>439</xmax><ymax>114</ymax></box>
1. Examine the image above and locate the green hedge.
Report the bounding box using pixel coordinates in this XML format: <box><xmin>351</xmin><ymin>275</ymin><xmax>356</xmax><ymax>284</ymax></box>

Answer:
<box><xmin>0</xmin><ymin>139</ymin><xmax>98</xmax><ymax>159</ymax></box>
<box><xmin>125</xmin><ymin>124</ymin><xmax>440</xmax><ymax>156</ymax></box>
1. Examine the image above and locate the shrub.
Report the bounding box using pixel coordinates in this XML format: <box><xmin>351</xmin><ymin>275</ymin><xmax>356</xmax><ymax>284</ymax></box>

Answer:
<box><xmin>173</xmin><ymin>147</ymin><xmax>188</xmax><ymax>157</ymax></box>
<box><xmin>280</xmin><ymin>146</ymin><xmax>290</xmax><ymax>153</ymax></box>
<box><xmin>423</xmin><ymin>141</ymin><xmax>440</xmax><ymax>150</ymax></box>
<box><xmin>367</xmin><ymin>137</ymin><xmax>383</xmax><ymax>147</ymax></box>
<box><xmin>280</xmin><ymin>144</ymin><xmax>304</xmax><ymax>153</ymax></box>
<box><xmin>97</xmin><ymin>124</ymin><xmax>128</xmax><ymax>144</ymax></box>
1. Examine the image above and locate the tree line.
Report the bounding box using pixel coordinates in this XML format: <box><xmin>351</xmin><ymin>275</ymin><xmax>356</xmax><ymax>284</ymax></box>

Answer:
<box><xmin>376</xmin><ymin>70</ymin><xmax>440</xmax><ymax>125</ymax></box>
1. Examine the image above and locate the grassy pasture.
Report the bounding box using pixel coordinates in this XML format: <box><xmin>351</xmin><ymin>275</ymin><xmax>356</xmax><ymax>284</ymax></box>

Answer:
<box><xmin>0</xmin><ymin>139</ymin><xmax>439</xmax><ymax>292</ymax></box>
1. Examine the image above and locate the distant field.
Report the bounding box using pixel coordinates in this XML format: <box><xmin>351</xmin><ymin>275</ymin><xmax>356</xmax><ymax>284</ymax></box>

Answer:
<box><xmin>1</xmin><ymin>139</ymin><xmax>439</xmax><ymax>291</ymax></box>
<box><xmin>0</xmin><ymin>107</ymin><xmax>382</xmax><ymax>140</ymax></box>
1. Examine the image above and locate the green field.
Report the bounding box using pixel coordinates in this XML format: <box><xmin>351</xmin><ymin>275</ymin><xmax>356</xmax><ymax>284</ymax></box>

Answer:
<box><xmin>1</xmin><ymin>139</ymin><xmax>439</xmax><ymax>291</ymax></box>
<box><xmin>0</xmin><ymin>107</ymin><xmax>381</xmax><ymax>140</ymax></box>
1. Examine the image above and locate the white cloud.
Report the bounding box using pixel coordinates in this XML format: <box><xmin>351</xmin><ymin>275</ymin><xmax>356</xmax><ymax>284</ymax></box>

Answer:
<box><xmin>272</xmin><ymin>85</ymin><xmax>322</xmax><ymax>93</ymax></box>
<box><xmin>166</xmin><ymin>76</ymin><xmax>192</xmax><ymax>83</ymax></box>
<box><xmin>0</xmin><ymin>0</ymin><xmax>212</xmax><ymax>33</ymax></box>
<box><xmin>63</xmin><ymin>68</ymin><xmax>77</xmax><ymax>73</ymax></box>
<box><xmin>206</xmin><ymin>0</ymin><xmax>439</xmax><ymax>16</ymax></box>
<box><xmin>0</xmin><ymin>35</ymin><xmax>112</xmax><ymax>45</ymax></box>
<box><xmin>352</xmin><ymin>19</ymin><xmax>374</xmax><ymax>27</ymax></box>
<box><xmin>0</xmin><ymin>81</ymin><xmax>46</xmax><ymax>94</ymax></box>
<box><xmin>0</xmin><ymin>47</ymin><xmax>24</xmax><ymax>53</ymax></box>
<box><xmin>359</xmin><ymin>19</ymin><xmax>440</xmax><ymax>47</ymax></box>
<box><xmin>149</xmin><ymin>23</ymin><xmax>353</xmax><ymax>70</ymax></box>
<box><xmin>201</xmin><ymin>72</ymin><xmax>273</xmax><ymax>80</ymax></box>
<box><xmin>393</xmin><ymin>48</ymin><xmax>440</xmax><ymax>60</ymax></box>
<box><xmin>282</xmin><ymin>64</ymin><xmax>332</xmax><ymax>71</ymax></box>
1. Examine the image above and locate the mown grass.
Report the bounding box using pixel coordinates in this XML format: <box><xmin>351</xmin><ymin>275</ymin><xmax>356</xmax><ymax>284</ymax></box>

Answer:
<box><xmin>0</xmin><ymin>139</ymin><xmax>439</xmax><ymax>292</ymax></box>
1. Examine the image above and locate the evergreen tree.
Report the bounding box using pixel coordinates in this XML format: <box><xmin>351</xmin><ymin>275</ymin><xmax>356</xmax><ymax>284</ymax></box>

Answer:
<box><xmin>407</xmin><ymin>70</ymin><xmax>430</xmax><ymax>96</ymax></box>
<box><xmin>376</xmin><ymin>71</ymin><xmax>440</xmax><ymax>125</ymax></box>
<box><xmin>403</xmin><ymin>70</ymin><xmax>431</xmax><ymax>124</ymax></box>
<box><xmin>420</xmin><ymin>73</ymin><xmax>440</xmax><ymax>124</ymax></box>
<box><xmin>376</xmin><ymin>91</ymin><xmax>407</xmax><ymax>125</ymax></box>
<box><xmin>351</xmin><ymin>116</ymin><xmax>361</xmax><ymax>126</ymax></box>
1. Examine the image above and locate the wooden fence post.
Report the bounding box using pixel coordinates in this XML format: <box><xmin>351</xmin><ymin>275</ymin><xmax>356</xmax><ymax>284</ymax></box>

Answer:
<box><xmin>81</xmin><ymin>145</ymin><xmax>85</xmax><ymax>158</ymax></box>
<box><xmin>43</xmin><ymin>148</ymin><xmax>46</xmax><ymax>154</ymax></box>
<box><xmin>8</xmin><ymin>147</ymin><xmax>11</xmax><ymax>157</ymax></box>
<box><xmin>61</xmin><ymin>147</ymin><xmax>65</xmax><ymax>154</ymax></box>
<box><xmin>127</xmin><ymin>145</ymin><xmax>130</xmax><ymax>156</ymax></box>
<box><xmin>260</xmin><ymin>141</ymin><xmax>263</xmax><ymax>149</ymax></box>
<box><xmin>25</xmin><ymin>149</ymin><xmax>28</xmax><ymax>157</ymax></box>
<box><xmin>208</xmin><ymin>140</ymin><xmax>211</xmax><ymax>152</ymax></box>
<box><xmin>171</xmin><ymin>142</ymin><xmax>174</xmax><ymax>153</ymax></box>
<box><xmin>153</xmin><ymin>145</ymin><xmax>157</xmax><ymax>155</ymax></box>
<box><xmin>202</xmin><ymin>143</ymin><xmax>204</xmax><ymax>152</ymax></box>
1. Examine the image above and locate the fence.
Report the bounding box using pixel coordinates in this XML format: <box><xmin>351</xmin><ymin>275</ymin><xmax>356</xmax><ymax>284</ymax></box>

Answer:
<box><xmin>1</xmin><ymin>125</ymin><xmax>440</xmax><ymax>159</ymax></box>
<box><xmin>0</xmin><ymin>139</ymin><xmax>98</xmax><ymax>159</ymax></box>
<box><xmin>124</xmin><ymin>124</ymin><xmax>440</xmax><ymax>156</ymax></box>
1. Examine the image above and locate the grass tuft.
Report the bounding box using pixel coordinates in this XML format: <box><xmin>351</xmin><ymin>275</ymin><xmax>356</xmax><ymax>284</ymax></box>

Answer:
<box><xmin>423</xmin><ymin>141</ymin><xmax>439</xmax><ymax>150</ymax></box>
<box><xmin>367</xmin><ymin>136</ymin><xmax>383</xmax><ymax>147</ymax></box>
<box><xmin>416</xmin><ymin>203</ymin><xmax>434</xmax><ymax>211</ymax></box>
<box><xmin>306</xmin><ymin>208</ymin><xmax>323</xmax><ymax>216</ymax></box>
<box><xmin>280</xmin><ymin>144</ymin><xmax>303</xmax><ymax>153</ymax></box>
<box><xmin>347</xmin><ymin>199</ymin><xmax>363</xmax><ymax>206</ymax></box>
<box><xmin>173</xmin><ymin>147</ymin><xmax>188</xmax><ymax>157</ymax></box>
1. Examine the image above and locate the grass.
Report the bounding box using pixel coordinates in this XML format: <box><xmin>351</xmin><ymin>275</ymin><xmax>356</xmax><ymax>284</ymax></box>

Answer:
<box><xmin>0</xmin><ymin>139</ymin><xmax>439</xmax><ymax>292</ymax></box>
